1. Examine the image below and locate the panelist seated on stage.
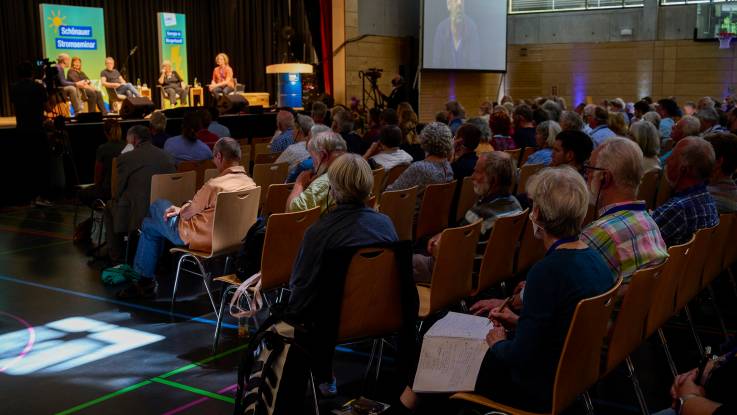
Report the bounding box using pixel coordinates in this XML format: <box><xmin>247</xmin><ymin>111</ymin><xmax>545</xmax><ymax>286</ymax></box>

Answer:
<box><xmin>67</xmin><ymin>56</ymin><xmax>107</xmax><ymax>115</ymax></box>
<box><xmin>100</xmin><ymin>57</ymin><xmax>141</xmax><ymax>99</ymax></box>
<box><xmin>208</xmin><ymin>53</ymin><xmax>235</xmax><ymax>98</ymax></box>
<box><xmin>158</xmin><ymin>60</ymin><xmax>188</xmax><ymax>106</ymax></box>
<box><xmin>55</xmin><ymin>53</ymin><xmax>84</xmax><ymax>115</ymax></box>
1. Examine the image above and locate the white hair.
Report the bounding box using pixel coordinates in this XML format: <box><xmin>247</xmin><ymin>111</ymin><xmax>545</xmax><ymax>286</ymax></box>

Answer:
<box><xmin>679</xmin><ymin>115</ymin><xmax>702</xmax><ymax>136</ymax></box>
<box><xmin>596</xmin><ymin>137</ymin><xmax>644</xmax><ymax>192</ymax></box>
<box><xmin>527</xmin><ymin>166</ymin><xmax>590</xmax><ymax>238</ymax></box>
<box><xmin>328</xmin><ymin>153</ymin><xmax>373</xmax><ymax>204</ymax></box>
<box><xmin>629</xmin><ymin>120</ymin><xmax>660</xmax><ymax>158</ymax></box>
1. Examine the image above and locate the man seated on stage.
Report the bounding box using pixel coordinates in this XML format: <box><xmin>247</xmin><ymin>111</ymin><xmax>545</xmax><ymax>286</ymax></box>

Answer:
<box><xmin>55</xmin><ymin>53</ymin><xmax>84</xmax><ymax>115</ymax></box>
<box><xmin>67</xmin><ymin>56</ymin><xmax>107</xmax><ymax>115</ymax></box>
<box><xmin>158</xmin><ymin>60</ymin><xmax>188</xmax><ymax>106</ymax></box>
<box><xmin>118</xmin><ymin>138</ymin><xmax>257</xmax><ymax>299</ymax></box>
<box><xmin>100</xmin><ymin>57</ymin><xmax>141</xmax><ymax>98</ymax></box>
<box><xmin>209</xmin><ymin>53</ymin><xmax>235</xmax><ymax>98</ymax></box>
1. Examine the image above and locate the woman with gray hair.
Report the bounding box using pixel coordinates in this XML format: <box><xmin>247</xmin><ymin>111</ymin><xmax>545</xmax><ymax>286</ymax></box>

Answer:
<box><xmin>629</xmin><ymin>120</ymin><xmax>661</xmax><ymax>172</ymax></box>
<box><xmin>386</xmin><ymin>122</ymin><xmax>454</xmax><ymax>216</ymax></box>
<box><xmin>286</xmin><ymin>131</ymin><xmax>346</xmax><ymax>214</ymax></box>
<box><xmin>276</xmin><ymin>114</ymin><xmax>315</xmax><ymax>172</ymax></box>
<box><xmin>524</xmin><ymin>120</ymin><xmax>561</xmax><ymax>166</ymax></box>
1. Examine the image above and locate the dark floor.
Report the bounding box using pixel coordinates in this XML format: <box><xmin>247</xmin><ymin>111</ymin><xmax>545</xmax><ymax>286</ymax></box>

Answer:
<box><xmin>0</xmin><ymin>203</ymin><xmax>734</xmax><ymax>414</ymax></box>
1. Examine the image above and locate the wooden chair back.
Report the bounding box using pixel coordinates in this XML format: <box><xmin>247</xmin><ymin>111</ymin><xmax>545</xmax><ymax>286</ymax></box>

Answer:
<box><xmin>520</xmin><ymin>146</ymin><xmax>537</xmax><ymax>165</ymax></box>
<box><xmin>150</xmin><ymin>171</ymin><xmax>196</xmax><ymax>206</ymax></box>
<box><xmin>703</xmin><ymin>214</ymin><xmax>733</xmax><ymax>286</ymax></box>
<box><xmin>379</xmin><ymin>186</ymin><xmax>418</xmax><ymax>241</ymax></box>
<box><xmin>604</xmin><ymin>262</ymin><xmax>667</xmax><ymax>375</ymax></box>
<box><xmin>203</xmin><ymin>168</ymin><xmax>219</xmax><ymax>183</ymax></box>
<box><xmin>473</xmin><ymin>209</ymin><xmax>529</xmax><ymax>296</ymax></box>
<box><xmin>646</xmin><ymin>236</ymin><xmax>694</xmax><ymax>337</ymax></box>
<box><xmin>176</xmin><ymin>159</ymin><xmax>216</xmax><ymax>188</ymax></box>
<box><xmin>209</xmin><ymin>187</ymin><xmax>261</xmax><ymax>256</ymax></box>
<box><xmin>337</xmin><ymin>248</ymin><xmax>404</xmax><ymax>342</ymax></box>
<box><xmin>455</xmin><ymin>177</ymin><xmax>477</xmax><ymax>223</ymax></box>
<box><xmin>415</xmin><ymin>180</ymin><xmax>457</xmax><ymax>241</ymax></box>
<box><xmin>676</xmin><ymin>225</ymin><xmax>717</xmax><ymax>311</ymax></box>
<box><xmin>252</xmin><ymin>163</ymin><xmax>289</xmax><ymax>207</ymax></box>
<box><xmin>260</xmin><ymin>207</ymin><xmax>321</xmax><ymax>291</ymax></box>
<box><xmin>261</xmin><ymin>183</ymin><xmax>294</xmax><ymax>217</ymax></box>
<box><xmin>637</xmin><ymin>169</ymin><xmax>660</xmax><ymax>210</ymax></box>
<box><xmin>504</xmin><ymin>148</ymin><xmax>521</xmax><ymax>165</ymax></box>
<box><xmin>550</xmin><ymin>278</ymin><xmax>622</xmax><ymax>414</ymax></box>
<box><xmin>655</xmin><ymin>170</ymin><xmax>672</xmax><ymax>208</ymax></box>
<box><xmin>239</xmin><ymin>142</ymin><xmax>251</xmax><ymax>173</ymax></box>
<box><xmin>254</xmin><ymin>152</ymin><xmax>281</xmax><ymax>164</ymax></box>
<box><xmin>425</xmin><ymin>221</ymin><xmax>482</xmax><ymax>316</ymax></box>
<box><xmin>384</xmin><ymin>164</ymin><xmax>409</xmax><ymax>189</ymax></box>
<box><xmin>517</xmin><ymin>163</ymin><xmax>545</xmax><ymax>194</ymax></box>
<box><xmin>371</xmin><ymin>167</ymin><xmax>386</xmax><ymax>197</ymax></box>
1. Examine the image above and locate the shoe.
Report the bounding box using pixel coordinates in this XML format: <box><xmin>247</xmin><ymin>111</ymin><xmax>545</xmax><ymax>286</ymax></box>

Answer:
<box><xmin>116</xmin><ymin>278</ymin><xmax>157</xmax><ymax>299</ymax></box>
<box><xmin>33</xmin><ymin>197</ymin><xmax>54</xmax><ymax>207</ymax></box>
<box><xmin>318</xmin><ymin>376</ymin><xmax>337</xmax><ymax>398</ymax></box>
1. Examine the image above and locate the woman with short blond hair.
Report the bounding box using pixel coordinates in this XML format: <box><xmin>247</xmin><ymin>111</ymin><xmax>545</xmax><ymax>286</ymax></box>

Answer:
<box><xmin>209</xmin><ymin>53</ymin><xmax>234</xmax><ymax>97</ymax></box>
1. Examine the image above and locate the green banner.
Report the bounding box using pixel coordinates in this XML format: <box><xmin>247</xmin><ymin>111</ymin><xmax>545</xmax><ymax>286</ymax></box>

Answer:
<box><xmin>157</xmin><ymin>13</ymin><xmax>188</xmax><ymax>85</ymax></box>
<box><xmin>39</xmin><ymin>4</ymin><xmax>107</xmax><ymax>94</ymax></box>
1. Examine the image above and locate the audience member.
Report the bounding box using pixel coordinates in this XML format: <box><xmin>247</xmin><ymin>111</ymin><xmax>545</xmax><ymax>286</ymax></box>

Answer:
<box><xmin>435</xmin><ymin>111</ymin><xmax>449</xmax><ymax>125</ymax></box>
<box><xmin>119</xmin><ymin>138</ymin><xmax>256</xmax><ymax>298</ymax></box>
<box><xmin>333</xmin><ymin>109</ymin><xmax>365</xmax><ymax>155</ymax></box>
<box><xmin>489</xmin><ymin>111</ymin><xmax>516</xmax><ymax>151</ymax></box>
<box><xmin>363</xmin><ymin>107</ymin><xmax>382</xmax><ymax>143</ymax></box>
<box><xmin>608</xmin><ymin>112</ymin><xmax>628</xmax><ymax>136</ymax></box>
<box><xmin>399</xmin><ymin>108</ymin><xmax>423</xmax><ymax>162</ymax></box>
<box><xmin>149</xmin><ymin>111</ymin><xmax>170</xmax><ymax>149</ymax></box>
<box><xmin>270</xmin><ymin>110</ymin><xmax>296</xmax><ymax>153</ymax></box>
<box><xmin>525</xmin><ymin>120</ymin><xmax>561</xmax><ymax>166</ymax></box>
<box><xmin>311</xmin><ymin>101</ymin><xmax>328</xmax><ymax>125</ymax></box>
<box><xmin>413</xmin><ymin>152</ymin><xmax>521</xmax><ymax>282</ymax></box>
<box><xmin>660</xmin><ymin>115</ymin><xmax>700</xmax><ymax>165</ymax></box>
<box><xmin>445</xmin><ymin>100</ymin><xmax>465</xmax><ymax>135</ymax></box>
<box><xmin>697</xmin><ymin>107</ymin><xmax>728</xmax><ymax>135</ymax></box>
<box><xmin>628</xmin><ymin>120</ymin><xmax>661</xmax><ymax>172</ymax></box>
<box><xmin>657</xmin><ymin>98</ymin><xmax>680</xmax><ymax>141</ymax></box>
<box><xmin>533</xmin><ymin>107</ymin><xmax>551</xmax><ymax>126</ymax></box>
<box><xmin>206</xmin><ymin>106</ymin><xmax>231</xmax><ymax>138</ymax></box>
<box><xmin>512</xmin><ymin>105</ymin><xmax>536</xmax><ymax>148</ymax></box>
<box><xmin>581</xmin><ymin>137</ymin><xmax>668</xmax><ymax>283</ymax></box>
<box><xmin>195</xmin><ymin>109</ymin><xmax>220</xmax><ymax>147</ymax></box>
<box><xmin>633</xmin><ymin>100</ymin><xmax>652</xmax><ymax>122</ymax></box>
<box><xmin>287</xmin><ymin>131</ymin><xmax>346</xmax><ymax>214</ymax></box>
<box><xmin>541</xmin><ymin>100</ymin><xmax>562</xmax><ymax>123</ymax></box>
<box><xmin>653</xmin><ymin>137</ymin><xmax>719</xmax><ymax>246</ymax></box>
<box><xmin>450</xmin><ymin>124</ymin><xmax>481</xmax><ymax>180</ymax></box>
<box><xmin>683</xmin><ymin>101</ymin><xmax>697</xmax><ymax>116</ymax></box>
<box><xmin>106</xmin><ymin>125</ymin><xmax>175</xmax><ymax>263</ymax></box>
<box><xmin>286</xmin><ymin>124</ymin><xmax>331</xmax><ymax>183</ymax></box>
<box><xmin>164</xmin><ymin>112</ymin><xmax>213</xmax><ymax>164</ymax></box>
<box><xmin>588</xmin><ymin>107</ymin><xmax>616</xmax><ymax>147</ymax></box>
<box><xmin>551</xmin><ymin>130</ymin><xmax>594</xmax><ymax>174</ymax></box>
<box><xmin>642</xmin><ymin>111</ymin><xmax>662</xmax><ymax>131</ymax></box>
<box><xmin>364</xmin><ymin>125</ymin><xmax>413</xmax><ymax>172</ymax></box>
<box><xmin>276</xmin><ymin>114</ymin><xmax>314</xmax><ymax>173</ymax></box>
<box><xmin>381</xmin><ymin>108</ymin><xmax>399</xmax><ymax>127</ymax></box>
<box><xmin>703</xmin><ymin>132</ymin><xmax>737</xmax><ymax>213</ymax></box>
<box><xmin>79</xmin><ymin>119</ymin><xmax>126</xmax><ymax>205</ymax></box>
<box><xmin>479</xmin><ymin>100</ymin><xmax>492</xmax><ymax>121</ymax></box>
<box><xmin>559</xmin><ymin>110</ymin><xmax>584</xmax><ymax>132</ymax></box>
<box><xmin>698</xmin><ymin>96</ymin><xmax>716</xmax><ymax>111</ymax></box>
<box><xmin>466</xmin><ymin>117</ymin><xmax>494</xmax><ymax>155</ymax></box>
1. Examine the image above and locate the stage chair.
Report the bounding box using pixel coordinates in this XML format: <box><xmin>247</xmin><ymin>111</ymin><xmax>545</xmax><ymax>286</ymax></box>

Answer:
<box><xmin>149</xmin><ymin>171</ymin><xmax>196</xmax><ymax>207</ymax></box>
<box><xmin>514</xmin><ymin>217</ymin><xmax>546</xmax><ymax>276</ymax></box>
<box><xmin>602</xmin><ymin>262</ymin><xmax>667</xmax><ymax>415</ymax></box>
<box><xmin>384</xmin><ymin>164</ymin><xmax>409</xmax><ymax>189</ymax></box>
<box><xmin>454</xmin><ymin>176</ymin><xmax>476</xmax><ymax>224</ymax></box>
<box><xmin>252</xmin><ymin>162</ymin><xmax>289</xmax><ymax>209</ymax></box>
<box><xmin>212</xmin><ymin>207</ymin><xmax>320</xmax><ymax>349</ymax></box>
<box><xmin>105</xmin><ymin>87</ymin><xmax>127</xmax><ymax>113</ymax></box>
<box><xmin>451</xmin><ymin>278</ymin><xmax>622</xmax><ymax>415</ymax></box>
<box><xmin>379</xmin><ymin>186</ymin><xmax>418</xmax><ymax>242</ymax></box>
<box><xmin>157</xmin><ymin>84</ymin><xmax>189</xmax><ymax>109</ymax></box>
<box><xmin>170</xmin><ymin>187</ymin><xmax>261</xmax><ymax>317</ymax></box>
<box><xmin>645</xmin><ymin>236</ymin><xmax>695</xmax><ymax>378</ymax></box>
<box><xmin>415</xmin><ymin>181</ymin><xmax>457</xmax><ymax>241</ymax></box>
<box><xmin>417</xmin><ymin>221</ymin><xmax>481</xmax><ymax>320</ymax></box>
<box><xmin>637</xmin><ymin>169</ymin><xmax>660</xmax><ymax>210</ymax></box>
<box><xmin>261</xmin><ymin>183</ymin><xmax>294</xmax><ymax>217</ymax></box>
<box><xmin>517</xmin><ymin>163</ymin><xmax>545</xmax><ymax>195</ymax></box>
<box><xmin>371</xmin><ymin>167</ymin><xmax>386</xmax><ymax>199</ymax></box>
<box><xmin>471</xmin><ymin>209</ymin><xmax>529</xmax><ymax>297</ymax></box>
<box><xmin>520</xmin><ymin>146</ymin><xmax>537</xmax><ymax>166</ymax></box>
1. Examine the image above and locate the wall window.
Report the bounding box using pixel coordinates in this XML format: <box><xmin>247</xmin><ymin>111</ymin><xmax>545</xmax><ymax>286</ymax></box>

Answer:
<box><xmin>509</xmin><ymin>0</ymin><xmax>644</xmax><ymax>14</ymax></box>
<box><xmin>661</xmin><ymin>1</ymin><xmax>732</xmax><ymax>5</ymax></box>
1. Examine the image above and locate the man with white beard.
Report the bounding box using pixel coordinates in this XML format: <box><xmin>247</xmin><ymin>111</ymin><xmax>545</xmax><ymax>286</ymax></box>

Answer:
<box><xmin>411</xmin><ymin>151</ymin><xmax>522</xmax><ymax>282</ymax></box>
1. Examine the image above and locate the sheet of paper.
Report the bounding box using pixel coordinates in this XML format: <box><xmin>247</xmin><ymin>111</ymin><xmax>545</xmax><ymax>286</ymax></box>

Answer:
<box><xmin>425</xmin><ymin>311</ymin><xmax>491</xmax><ymax>339</ymax></box>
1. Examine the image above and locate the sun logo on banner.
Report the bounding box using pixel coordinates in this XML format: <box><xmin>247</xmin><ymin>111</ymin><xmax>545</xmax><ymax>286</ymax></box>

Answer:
<box><xmin>47</xmin><ymin>9</ymin><xmax>67</xmax><ymax>29</ymax></box>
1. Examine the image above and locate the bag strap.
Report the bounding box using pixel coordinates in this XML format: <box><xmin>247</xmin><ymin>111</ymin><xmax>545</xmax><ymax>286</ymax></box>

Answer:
<box><xmin>229</xmin><ymin>271</ymin><xmax>263</xmax><ymax>318</ymax></box>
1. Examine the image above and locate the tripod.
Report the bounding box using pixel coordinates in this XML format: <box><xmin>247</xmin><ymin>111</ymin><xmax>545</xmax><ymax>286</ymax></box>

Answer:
<box><xmin>358</xmin><ymin>71</ymin><xmax>384</xmax><ymax>113</ymax></box>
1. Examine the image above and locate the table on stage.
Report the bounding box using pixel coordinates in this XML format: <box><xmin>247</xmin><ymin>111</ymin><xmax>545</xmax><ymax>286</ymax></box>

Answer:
<box><xmin>139</xmin><ymin>87</ymin><xmax>151</xmax><ymax>100</ymax></box>
<box><xmin>189</xmin><ymin>87</ymin><xmax>204</xmax><ymax>107</ymax></box>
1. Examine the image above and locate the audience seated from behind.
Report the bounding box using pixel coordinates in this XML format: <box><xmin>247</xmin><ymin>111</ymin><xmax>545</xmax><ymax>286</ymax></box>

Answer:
<box><xmin>656</xmin><ymin>98</ymin><xmax>680</xmax><ymax>142</ymax></box>
<box><xmin>466</xmin><ymin>116</ymin><xmax>494</xmax><ymax>155</ymax></box>
<box><xmin>608</xmin><ymin>112</ymin><xmax>628</xmax><ymax>137</ymax></box>
<box><xmin>362</xmin><ymin>107</ymin><xmax>382</xmax><ymax>144</ymax></box>
<box><xmin>286</xmin><ymin>131</ymin><xmax>346</xmax><ymax>214</ymax></box>
<box><xmin>659</xmin><ymin>115</ymin><xmax>700</xmax><ymax>166</ymax></box>
<box><xmin>489</xmin><ymin>111</ymin><xmax>517</xmax><ymax>151</ymax></box>
<box><xmin>559</xmin><ymin>110</ymin><xmax>585</xmax><ymax>133</ymax></box>
<box><xmin>628</xmin><ymin>120</ymin><xmax>661</xmax><ymax>172</ymax></box>
<box><xmin>276</xmin><ymin>114</ymin><xmax>314</xmax><ymax>173</ymax></box>
<box><xmin>149</xmin><ymin>111</ymin><xmax>170</xmax><ymax>149</ymax></box>
<box><xmin>332</xmin><ymin>108</ymin><xmax>366</xmax><ymax>155</ymax></box>
<box><xmin>698</xmin><ymin>107</ymin><xmax>728</xmax><ymax>136</ymax></box>
<box><xmin>413</xmin><ymin>151</ymin><xmax>522</xmax><ymax>283</ymax></box>
<box><xmin>195</xmin><ymin>109</ymin><xmax>219</xmax><ymax>147</ymax></box>
<box><xmin>105</xmin><ymin>126</ymin><xmax>175</xmax><ymax>263</ymax></box>
<box><xmin>399</xmin><ymin>107</ymin><xmax>424</xmax><ymax>162</ymax></box>
<box><xmin>524</xmin><ymin>120</ymin><xmax>561</xmax><ymax>166</ymax></box>
<box><xmin>79</xmin><ymin>119</ymin><xmax>126</xmax><ymax>205</ymax></box>
<box><xmin>206</xmin><ymin>106</ymin><xmax>231</xmax><ymax>138</ymax></box>
<box><xmin>386</xmin><ymin>122</ymin><xmax>455</xmax><ymax>217</ymax></box>
<box><xmin>287</xmin><ymin>153</ymin><xmax>401</xmax><ymax>397</ymax></box>
<box><xmin>363</xmin><ymin>125</ymin><xmax>413</xmax><ymax>172</ymax></box>
<box><xmin>581</xmin><ymin>137</ymin><xmax>668</xmax><ymax>284</ymax></box>
<box><xmin>512</xmin><ymin>104</ymin><xmax>536</xmax><ymax>149</ymax></box>
<box><xmin>551</xmin><ymin>130</ymin><xmax>594</xmax><ymax>175</ymax></box>
<box><xmin>311</xmin><ymin>101</ymin><xmax>328</xmax><ymax>126</ymax></box>
<box><xmin>400</xmin><ymin>166</ymin><xmax>614</xmax><ymax>414</ymax></box>
<box><xmin>703</xmin><ymin>132</ymin><xmax>737</xmax><ymax>213</ymax></box>
<box><xmin>652</xmin><ymin>136</ymin><xmax>719</xmax><ymax>246</ymax></box>
<box><xmin>445</xmin><ymin>100</ymin><xmax>466</xmax><ymax>136</ymax></box>
<box><xmin>118</xmin><ymin>138</ymin><xmax>256</xmax><ymax>299</ymax></box>
<box><xmin>588</xmin><ymin>106</ymin><xmax>617</xmax><ymax>147</ymax></box>
<box><xmin>285</xmin><ymin>124</ymin><xmax>332</xmax><ymax>183</ymax></box>
<box><xmin>270</xmin><ymin>110</ymin><xmax>296</xmax><ymax>153</ymax></box>
<box><xmin>164</xmin><ymin>111</ymin><xmax>213</xmax><ymax>164</ymax></box>
<box><xmin>450</xmin><ymin>123</ymin><xmax>481</xmax><ymax>180</ymax></box>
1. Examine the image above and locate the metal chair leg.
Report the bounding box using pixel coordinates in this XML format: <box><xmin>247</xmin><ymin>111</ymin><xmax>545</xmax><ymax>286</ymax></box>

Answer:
<box><xmin>625</xmin><ymin>356</ymin><xmax>650</xmax><ymax>415</ymax></box>
<box><xmin>658</xmin><ymin>328</ymin><xmax>678</xmax><ymax>378</ymax></box>
<box><xmin>582</xmin><ymin>391</ymin><xmax>595</xmax><ymax>415</ymax></box>
<box><xmin>309</xmin><ymin>370</ymin><xmax>321</xmax><ymax>415</ymax></box>
<box><xmin>683</xmin><ymin>305</ymin><xmax>705</xmax><ymax>358</ymax></box>
<box><xmin>213</xmin><ymin>285</ymin><xmax>234</xmax><ymax>352</ymax></box>
<box><xmin>706</xmin><ymin>284</ymin><xmax>730</xmax><ymax>341</ymax></box>
<box><xmin>170</xmin><ymin>254</ymin><xmax>186</xmax><ymax>311</ymax></box>
<box><xmin>375</xmin><ymin>339</ymin><xmax>385</xmax><ymax>384</ymax></box>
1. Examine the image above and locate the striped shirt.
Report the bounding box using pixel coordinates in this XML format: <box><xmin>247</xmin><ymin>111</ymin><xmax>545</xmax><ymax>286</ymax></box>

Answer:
<box><xmin>582</xmin><ymin>201</ymin><xmax>668</xmax><ymax>283</ymax></box>
<box><xmin>708</xmin><ymin>177</ymin><xmax>737</xmax><ymax>213</ymax></box>
<box><xmin>652</xmin><ymin>184</ymin><xmax>719</xmax><ymax>247</ymax></box>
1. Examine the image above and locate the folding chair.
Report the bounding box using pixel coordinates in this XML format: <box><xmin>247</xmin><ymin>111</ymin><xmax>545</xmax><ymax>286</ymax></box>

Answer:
<box><xmin>518</xmin><ymin>163</ymin><xmax>545</xmax><ymax>195</ymax></box>
<box><xmin>384</xmin><ymin>164</ymin><xmax>409</xmax><ymax>189</ymax></box>
<box><xmin>252</xmin><ymin>163</ymin><xmax>289</xmax><ymax>209</ymax></box>
<box><xmin>415</xmin><ymin>180</ymin><xmax>457</xmax><ymax>241</ymax></box>
<box><xmin>150</xmin><ymin>171</ymin><xmax>196</xmax><ymax>206</ymax></box>
<box><xmin>455</xmin><ymin>176</ymin><xmax>477</xmax><ymax>224</ymax></box>
<box><xmin>371</xmin><ymin>167</ymin><xmax>386</xmax><ymax>199</ymax></box>
<box><xmin>514</xmin><ymin>217</ymin><xmax>546</xmax><ymax>276</ymax></box>
<box><xmin>379</xmin><ymin>186</ymin><xmax>418</xmax><ymax>241</ymax></box>
<box><xmin>261</xmin><ymin>183</ymin><xmax>295</xmax><ymax>217</ymax></box>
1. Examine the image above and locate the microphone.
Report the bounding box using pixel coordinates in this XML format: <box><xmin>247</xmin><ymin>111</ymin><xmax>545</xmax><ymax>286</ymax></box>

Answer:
<box><xmin>129</xmin><ymin>46</ymin><xmax>138</xmax><ymax>56</ymax></box>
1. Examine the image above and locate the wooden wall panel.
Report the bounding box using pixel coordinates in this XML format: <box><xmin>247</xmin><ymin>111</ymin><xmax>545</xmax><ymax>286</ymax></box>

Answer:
<box><xmin>419</xmin><ymin>72</ymin><xmax>502</xmax><ymax>122</ymax></box>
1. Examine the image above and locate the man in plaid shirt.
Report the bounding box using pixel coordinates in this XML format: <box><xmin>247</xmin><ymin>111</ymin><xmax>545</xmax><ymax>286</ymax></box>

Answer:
<box><xmin>652</xmin><ymin>136</ymin><xmax>719</xmax><ymax>247</ymax></box>
<box><xmin>582</xmin><ymin>138</ymin><xmax>668</xmax><ymax>283</ymax></box>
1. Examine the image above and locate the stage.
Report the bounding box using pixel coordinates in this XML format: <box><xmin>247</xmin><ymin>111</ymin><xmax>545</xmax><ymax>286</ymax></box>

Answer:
<box><xmin>0</xmin><ymin>111</ymin><xmax>277</xmax><ymax>206</ymax></box>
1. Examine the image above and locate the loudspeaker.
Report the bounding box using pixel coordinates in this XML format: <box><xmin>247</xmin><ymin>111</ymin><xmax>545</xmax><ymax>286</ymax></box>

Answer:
<box><xmin>217</xmin><ymin>95</ymin><xmax>248</xmax><ymax>115</ymax></box>
<box><xmin>75</xmin><ymin>112</ymin><xmax>103</xmax><ymax>123</ymax></box>
<box><xmin>120</xmin><ymin>97</ymin><xmax>155</xmax><ymax>119</ymax></box>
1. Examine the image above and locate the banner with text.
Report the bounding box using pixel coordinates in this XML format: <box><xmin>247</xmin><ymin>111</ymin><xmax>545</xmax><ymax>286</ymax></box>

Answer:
<box><xmin>157</xmin><ymin>12</ymin><xmax>189</xmax><ymax>85</ymax></box>
<box><xmin>39</xmin><ymin>4</ymin><xmax>107</xmax><ymax>91</ymax></box>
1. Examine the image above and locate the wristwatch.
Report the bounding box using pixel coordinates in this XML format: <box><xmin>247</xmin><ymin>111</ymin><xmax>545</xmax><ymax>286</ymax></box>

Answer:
<box><xmin>677</xmin><ymin>393</ymin><xmax>702</xmax><ymax>415</ymax></box>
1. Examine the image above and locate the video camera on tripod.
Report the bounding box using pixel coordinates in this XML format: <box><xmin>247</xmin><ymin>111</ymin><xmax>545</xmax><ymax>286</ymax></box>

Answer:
<box><xmin>32</xmin><ymin>58</ymin><xmax>61</xmax><ymax>93</ymax></box>
<box><xmin>358</xmin><ymin>68</ymin><xmax>384</xmax><ymax>111</ymax></box>
<box><xmin>361</xmin><ymin>68</ymin><xmax>383</xmax><ymax>87</ymax></box>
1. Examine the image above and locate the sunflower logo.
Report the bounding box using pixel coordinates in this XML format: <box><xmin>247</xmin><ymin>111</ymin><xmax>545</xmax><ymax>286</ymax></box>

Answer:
<box><xmin>47</xmin><ymin>10</ymin><xmax>66</xmax><ymax>29</ymax></box>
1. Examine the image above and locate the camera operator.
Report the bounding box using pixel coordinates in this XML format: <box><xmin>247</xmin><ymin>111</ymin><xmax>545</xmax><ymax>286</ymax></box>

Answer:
<box><xmin>380</xmin><ymin>74</ymin><xmax>408</xmax><ymax>110</ymax></box>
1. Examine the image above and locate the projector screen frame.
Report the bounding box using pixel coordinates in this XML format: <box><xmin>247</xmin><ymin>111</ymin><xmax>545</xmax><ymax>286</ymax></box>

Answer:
<box><xmin>420</xmin><ymin>0</ymin><xmax>508</xmax><ymax>73</ymax></box>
